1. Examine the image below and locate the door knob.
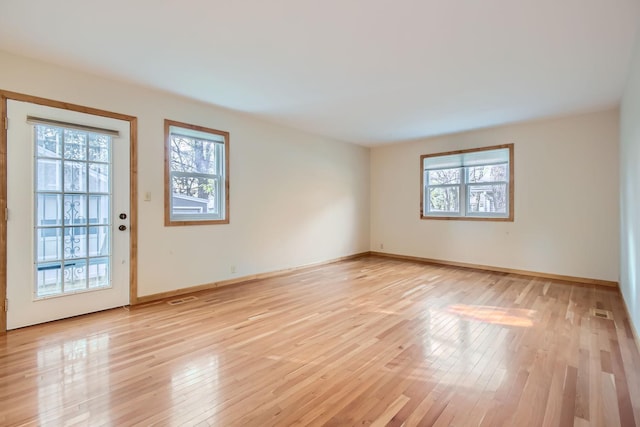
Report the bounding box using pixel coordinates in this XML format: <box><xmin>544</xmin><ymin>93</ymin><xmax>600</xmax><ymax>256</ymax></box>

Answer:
<box><xmin>119</xmin><ymin>225</ymin><xmax>127</xmax><ymax>231</ymax></box>
<box><xmin>119</xmin><ymin>213</ymin><xmax>127</xmax><ymax>220</ymax></box>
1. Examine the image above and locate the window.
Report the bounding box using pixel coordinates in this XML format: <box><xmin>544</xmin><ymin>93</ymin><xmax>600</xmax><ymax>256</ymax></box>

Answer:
<box><xmin>421</xmin><ymin>144</ymin><xmax>513</xmax><ymax>221</ymax></box>
<box><xmin>33</xmin><ymin>123</ymin><xmax>113</xmax><ymax>297</ymax></box>
<box><xmin>165</xmin><ymin>119</ymin><xmax>229</xmax><ymax>225</ymax></box>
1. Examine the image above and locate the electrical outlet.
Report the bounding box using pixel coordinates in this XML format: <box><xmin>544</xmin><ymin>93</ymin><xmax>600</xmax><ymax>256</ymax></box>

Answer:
<box><xmin>230</xmin><ymin>265</ymin><xmax>236</xmax><ymax>274</ymax></box>
<box><xmin>380</xmin><ymin>243</ymin><xmax>384</xmax><ymax>250</ymax></box>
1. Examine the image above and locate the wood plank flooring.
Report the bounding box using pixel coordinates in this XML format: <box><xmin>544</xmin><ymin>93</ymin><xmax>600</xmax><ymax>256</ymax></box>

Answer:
<box><xmin>1</xmin><ymin>256</ymin><xmax>639</xmax><ymax>426</ymax></box>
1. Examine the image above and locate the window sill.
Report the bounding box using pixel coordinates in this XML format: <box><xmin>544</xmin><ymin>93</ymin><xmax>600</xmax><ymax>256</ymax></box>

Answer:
<box><xmin>165</xmin><ymin>218</ymin><xmax>229</xmax><ymax>227</ymax></box>
<box><xmin>420</xmin><ymin>215</ymin><xmax>513</xmax><ymax>222</ymax></box>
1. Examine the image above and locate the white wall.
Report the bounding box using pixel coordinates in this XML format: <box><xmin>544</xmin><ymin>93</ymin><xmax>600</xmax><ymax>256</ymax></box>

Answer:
<box><xmin>371</xmin><ymin>109</ymin><xmax>620</xmax><ymax>282</ymax></box>
<box><xmin>0</xmin><ymin>50</ymin><xmax>370</xmax><ymax>297</ymax></box>
<box><xmin>620</xmin><ymin>32</ymin><xmax>640</xmax><ymax>338</ymax></box>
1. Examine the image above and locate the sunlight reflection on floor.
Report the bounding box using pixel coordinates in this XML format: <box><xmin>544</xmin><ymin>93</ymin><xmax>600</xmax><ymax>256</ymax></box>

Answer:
<box><xmin>446</xmin><ymin>304</ymin><xmax>536</xmax><ymax>327</ymax></box>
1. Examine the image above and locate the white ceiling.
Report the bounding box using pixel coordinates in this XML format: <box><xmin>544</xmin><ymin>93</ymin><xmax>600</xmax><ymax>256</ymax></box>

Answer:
<box><xmin>1</xmin><ymin>0</ymin><xmax>639</xmax><ymax>146</ymax></box>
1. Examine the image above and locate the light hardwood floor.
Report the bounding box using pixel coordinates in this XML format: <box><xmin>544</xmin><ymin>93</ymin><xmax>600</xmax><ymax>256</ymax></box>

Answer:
<box><xmin>1</xmin><ymin>256</ymin><xmax>639</xmax><ymax>426</ymax></box>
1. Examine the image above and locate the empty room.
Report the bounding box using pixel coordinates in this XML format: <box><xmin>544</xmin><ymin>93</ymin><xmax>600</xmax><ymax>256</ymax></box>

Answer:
<box><xmin>1</xmin><ymin>1</ymin><xmax>640</xmax><ymax>426</ymax></box>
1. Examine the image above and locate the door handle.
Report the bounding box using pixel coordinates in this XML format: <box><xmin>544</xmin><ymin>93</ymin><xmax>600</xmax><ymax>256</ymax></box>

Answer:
<box><xmin>119</xmin><ymin>225</ymin><xmax>127</xmax><ymax>231</ymax></box>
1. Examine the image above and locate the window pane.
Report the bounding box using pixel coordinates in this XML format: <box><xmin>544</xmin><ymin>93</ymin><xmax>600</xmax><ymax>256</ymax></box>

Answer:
<box><xmin>467</xmin><ymin>184</ymin><xmax>508</xmax><ymax>214</ymax></box>
<box><xmin>88</xmin><ymin>226</ymin><xmax>109</xmax><ymax>257</ymax></box>
<box><xmin>89</xmin><ymin>195</ymin><xmax>110</xmax><ymax>226</ymax></box>
<box><xmin>428</xmin><ymin>186</ymin><xmax>460</xmax><ymax>213</ymax></box>
<box><xmin>36</xmin><ymin>227</ymin><xmax>62</xmax><ymax>262</ymax></box>
<box><xmin>37</xmin><ymin>263</ymin><xmax>62</xmax><ymax>297</ymax></box>
<box><xmin>88</xmin><ymin>257</ymin><xmax>110</xmax><ymax>289</ymax></box>
<box><xmin>64</xmin><ymin>161</ymin><xmax>87</xmax><ymax>192</ymax></box>
<box><xmin>37</xmin><ymin>159</ymin><xmax>61</xmax><ymax>192</ymax></box>
<box><xmin>88</xmin><ymin>134</ymin><xmax>111</xmax><ymax>163</ymax></box>
<box><xmin>36</xmin><ymin>194</ymin><xmax>62</xmax><ymax>227</ymax></box>
<box><xmin>89</xmin><ymin>163</ymin><xmax>109</xmax><ymax>193</ymax></box>
<box><xmin>64</xmin><ymin>226</ymin><xmax>88</xmax><ymax>259</ymax></box>
<box><xmin>64</xmin><ymin>259</ymin><xmax>87</xmax><ymax>292</ymax></box>
<box><xmin>467</xmin><ymin>164</ymin><xmax>507</xmax><ymax>183</ymax></box>
<box><xmin>171</xmin><ymin>136</ymin><xmax>220</xmax><ymax>175</ymax></box>
<box><xmin>427</xmin><ymin>168</ymin><xmax>461</xmax><ymax>185</ymax></box>
<box><xmin>64</xmin><ymin>195</ymin><xmax>87</xmax><ymax>225</ymax></box>
<box><xmin>171</xmin><ymin>176</ymin><xmax>218</xmax><ymax>216</ymax></box>
<box><xmin>64</xmin><ymin>129</ymin><xmax>87</xmax><ymax>160</ymax></box>
<box><xmin>36</xmin><ymin>125</ymin><xmax>62</xmax><ymax>158</ymax></box>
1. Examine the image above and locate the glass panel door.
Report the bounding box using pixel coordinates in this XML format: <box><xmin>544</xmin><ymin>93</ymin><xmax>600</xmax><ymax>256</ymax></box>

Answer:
<box><xmin>6</xmin><ymin>100</ymin><xmax>130</xmax><ymax>330</ymax></box>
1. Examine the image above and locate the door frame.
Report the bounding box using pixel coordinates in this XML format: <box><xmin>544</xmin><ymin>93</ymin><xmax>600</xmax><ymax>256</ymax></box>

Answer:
<box><xmin>0</xmin><ymin>90</ymin><xmax>138</xmax><ymax>333</ymax></box>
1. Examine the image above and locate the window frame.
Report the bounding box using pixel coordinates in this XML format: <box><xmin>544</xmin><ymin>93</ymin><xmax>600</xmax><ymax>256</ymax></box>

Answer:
<box><xmin>420</xmin><ymin>144</ymin><xmax>514</xmax><ymax>221</ymax></box>
<box><xmin>164</xmin><ymin>119</ymin><xmax>230</xmax><ymax>226</ymax></box>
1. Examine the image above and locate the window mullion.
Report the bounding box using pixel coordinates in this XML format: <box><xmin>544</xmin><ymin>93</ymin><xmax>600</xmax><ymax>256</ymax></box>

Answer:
<box><xmin>462</xmin><ymin>167</ymin><xmax>467</xmax><ymax>216</ymax></box>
